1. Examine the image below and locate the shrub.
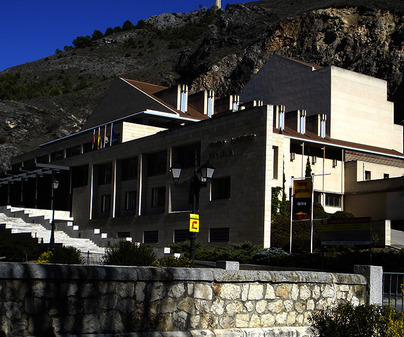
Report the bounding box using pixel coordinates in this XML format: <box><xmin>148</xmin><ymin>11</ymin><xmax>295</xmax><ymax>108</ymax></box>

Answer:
<box><xmin>252</xmin><ymin>247</ymin><xmax>290</xmax><ymax>264</ymax></box>
<box><xmin>155</xmin><ymin>256</ymin><xmax>194</xmax><ymax>268</ymax></box>
<box><xmin>103</xmin><ymin>241</ymin><xmax>156</xmax><ymax>266</ymax></box>
<box><xmin>310</xmin><ymin>302</ymin><xmax>404</xmax><ymax>337</ymax></box>
<box><xmin>37</xmin><ymin>246</ymin><xmax>83</xmax><ymax>264</ymax></box>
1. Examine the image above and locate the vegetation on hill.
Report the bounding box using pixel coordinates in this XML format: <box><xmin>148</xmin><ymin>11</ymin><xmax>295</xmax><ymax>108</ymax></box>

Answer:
<box><xmin>0</xmin><ymin>0</ymin><xmax>403</xmax><ymax>170</ymax></box>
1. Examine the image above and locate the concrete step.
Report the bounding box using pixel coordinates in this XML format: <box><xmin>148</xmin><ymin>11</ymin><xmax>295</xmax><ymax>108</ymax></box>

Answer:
<box><xmin>0</xmin><ymin>212</ymin><xmax>105</xmax><ymax>255</ymax></box>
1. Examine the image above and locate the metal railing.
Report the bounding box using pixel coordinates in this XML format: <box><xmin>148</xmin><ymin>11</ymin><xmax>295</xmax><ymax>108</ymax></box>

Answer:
<box><xmin>383</xmin><ymin>272</ymin><xmax>404</xmax><ymax>311</ymax></box>
<box><xmin>81</xmin><ymin>251</ymin><xmax>104</xmax><ymax>265</ymax></box>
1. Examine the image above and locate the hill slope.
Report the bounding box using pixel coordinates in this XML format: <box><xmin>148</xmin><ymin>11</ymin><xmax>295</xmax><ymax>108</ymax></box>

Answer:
<box><xmin>0</xmin><ymin>0</ymin><xmax>403</xmax><ymax>170</ymax></box>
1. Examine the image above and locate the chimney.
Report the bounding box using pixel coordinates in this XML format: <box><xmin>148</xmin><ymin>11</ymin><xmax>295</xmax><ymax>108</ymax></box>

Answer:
<box><xmin>154</xmin><ymin>84</ymin><xmax>188</xmax><ymax>113</ymax></box>
<box><xmin>177</xmin><ymin>84</ymin><xmax>188</xmax><ymax>113</ymax></box>
<box><xmin>274</xmin><ymin>105</ymin><xmax>285</xmax><ymax>131</ymax></box>
<box><xmin>215</xmin><ymin>0</ymin><xmax>221</xmax><ymax>9</ymax></box>
<box><xmin>306</xmin><ymin>113</ymin><xmax>328</xmax><ymax>137</ymax></box>
<box><xmin>299</xmin><ymin>109</ymin><xmax>306</xmax><ymax>134</ymax></box>
<box><xmin>240</xmin><ymin>100</ymin><xmax>264</xmax><ymax>110</ymax></box>
<box><xmin>214</xmin><ymin>95</ymin><xmax>240</xmax><ymax>114</ymax></box>
<box><xmin>188</xmin><ymin>90</ymin><xmax>215</xmax><ymax>117</ymax></box>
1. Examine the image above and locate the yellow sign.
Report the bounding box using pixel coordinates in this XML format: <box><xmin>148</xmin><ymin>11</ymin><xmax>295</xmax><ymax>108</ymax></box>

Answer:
<box><xmin>293</xmin><ymin>179</ymin><xmax>312</xmax><ymax>198</ymax></box>
<box><xmin>189</xmin><ymin>213</ymin><xmax>199</xmax><ymax>233</ymax></box>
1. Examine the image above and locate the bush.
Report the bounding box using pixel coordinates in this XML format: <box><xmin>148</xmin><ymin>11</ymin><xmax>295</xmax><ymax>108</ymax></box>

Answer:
<box><xmin>37</xmin><ymin>246</ymin><xmax>83</xmax><ymax>264</ymax></box>
<box><xmin>252</xmin><ymin>247</ymin><xmax>290</xmax><ymax>264</ymax></box>
<box><xmin>103</xmin><ymin>241</ymin><xmax>156</xmax><ymax>266</ymax></box>
<box><xmin>310</xmin><ymin>302</ymin><xmax>404</xmax><ymax>337</ymax></box>
<box><xmin>155</xmin><ymin>256</ymin><xmax>194</xmax><ymax>268</ymax></box>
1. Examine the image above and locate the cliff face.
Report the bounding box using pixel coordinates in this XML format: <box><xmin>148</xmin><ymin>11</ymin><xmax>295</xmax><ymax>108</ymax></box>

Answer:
<box><xmin>0</xmin><ymin>2</ymin><xmax>403</xmax><ymax>170</ymax></box>
<box><xmin>186</xmin><ymin>6</ymin><xmax>404</xmax><ymax>117</ymax></box>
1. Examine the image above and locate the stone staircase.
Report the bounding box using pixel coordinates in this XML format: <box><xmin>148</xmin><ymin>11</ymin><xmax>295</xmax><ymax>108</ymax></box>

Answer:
<box><xmin>0</xmin><ymin>206</ymin><xmax>106</xmax><ymax>255</ymax></box>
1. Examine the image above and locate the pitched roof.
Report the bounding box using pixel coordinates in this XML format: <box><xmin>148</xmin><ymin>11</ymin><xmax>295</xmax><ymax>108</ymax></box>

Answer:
<box><xmin>122</xmin><ymin>78</ymin><xmax>208</xmax><ymax>121</ymax></box>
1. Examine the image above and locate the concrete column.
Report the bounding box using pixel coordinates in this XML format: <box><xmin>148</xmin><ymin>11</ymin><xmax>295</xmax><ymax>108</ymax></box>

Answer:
<box><xmin>89</xmin><ymin>164</ymin><xmax>94</xmax><ymax>220</ymax></box>
<box><xmin>354</xmin><ymin>265</ymin><xmax>383</xmax><ymax>305</ymax></box>
<box><xmin>137</xmin><ymin>154</ymin><xmax>143</xmax><ymax>216</ymax></box>
<box><xmin>112</xmin><ymin>160</ymin><xmax>117</xmax><ymax>218</ymax></box>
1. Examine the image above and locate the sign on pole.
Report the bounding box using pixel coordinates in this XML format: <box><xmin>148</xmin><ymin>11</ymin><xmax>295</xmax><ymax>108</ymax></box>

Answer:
<box><xmin>292</xmin><ymin>178</ymin><xmax>312</xmax><ymax>220</ymax></box>
<box><xmin>189</xmin><ymin>213</ymin><xmax>200</xmax><ymax>233</ymax></box>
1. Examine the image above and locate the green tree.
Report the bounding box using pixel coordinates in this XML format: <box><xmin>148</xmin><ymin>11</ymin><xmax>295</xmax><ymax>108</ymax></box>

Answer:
<box><xmin>72</xmin><ymin>35</ymin><xmax>93</xmax><ymax>48</ymax></box>
<box><xmin>92</xmin><ymin>29</ymin><xmax>104</xmax><ymax>40</ymax></box>
<box><xmin>105</xmin><ymin>27</ymin><xmax>114</xmax><ymax>36</ymax></box>
<box><xmin>305</xmin><ymin>156</ymin><xmax>312</xmax><ymax>177</ymax></box>
<box><xmin>122</xmin><ymin>20</ymin><xmax>135</xmax><ymax>31</ymax></box>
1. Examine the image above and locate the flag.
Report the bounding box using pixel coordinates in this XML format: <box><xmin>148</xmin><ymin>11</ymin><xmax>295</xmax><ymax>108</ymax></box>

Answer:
<box><xmin>92</xmin><ymin>129</ymin><xmax>96</xmax><ymax>150</ymax></box>
<box><xmin>97</xmin><ymin>127</ymin><xmax>101</xmax><ymax>149</ymax></box>
<box><xmin>111</xmin><ymin>123</ymin><xmax>118</xmax><ymax>145</ymax></box>
<box><xmin>104</xmin><ymin>125</ymin><xmax>109</xmax><ymax>147</ymax></box>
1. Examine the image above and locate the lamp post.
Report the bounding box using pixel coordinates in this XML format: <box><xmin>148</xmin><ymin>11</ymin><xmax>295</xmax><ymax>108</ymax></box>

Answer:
<box><xmin>49</xmin><ymin>178</ymin><xmax>59</xmax><ymax>249</ymax></box>
<box><xmin>170</xmin><ymin>151</ymin><xmax>215</xmax><ymax>260</ymax></box>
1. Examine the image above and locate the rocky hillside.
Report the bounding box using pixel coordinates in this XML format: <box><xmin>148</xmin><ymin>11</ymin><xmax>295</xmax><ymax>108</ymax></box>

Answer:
<box><xmin>0</xmin><ymin>0</ymin><xmax>403</xmax><ymax>170</ymax></box>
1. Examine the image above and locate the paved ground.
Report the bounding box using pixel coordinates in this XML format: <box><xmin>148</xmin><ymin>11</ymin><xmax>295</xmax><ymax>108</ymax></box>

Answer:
<box><xmin>391</xmin><ymin>229</ymin><xmax>404</xmax><ymax>249</ymax></box>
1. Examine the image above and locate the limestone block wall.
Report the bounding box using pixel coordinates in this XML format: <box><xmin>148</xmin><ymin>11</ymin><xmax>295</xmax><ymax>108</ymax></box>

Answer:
<box><xmin>0</xmin><ymin>263</ymin><xmax>367</xmax><ymax>336</ymax></box>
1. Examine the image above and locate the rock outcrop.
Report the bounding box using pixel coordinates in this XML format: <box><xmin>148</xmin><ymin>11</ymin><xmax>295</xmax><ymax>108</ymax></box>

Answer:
<box><xmin>0</xmin><ymin>2</ymin><xmax>403</xmax><ymax>169</ymax></box>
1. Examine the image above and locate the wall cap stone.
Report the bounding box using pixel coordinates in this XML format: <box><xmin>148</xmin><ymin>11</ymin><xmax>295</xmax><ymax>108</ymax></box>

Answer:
<box><xmin>0</xmin><ymin>263</ymin><xmax>367</xmax><ymax>286</ymax></box>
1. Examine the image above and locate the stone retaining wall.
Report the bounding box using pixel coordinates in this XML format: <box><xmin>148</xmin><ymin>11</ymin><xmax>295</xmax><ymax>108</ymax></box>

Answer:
<box><xmin>0</xmin><ymin>263</ymin><xmax>368</xmax><ymax>336</ymax></box>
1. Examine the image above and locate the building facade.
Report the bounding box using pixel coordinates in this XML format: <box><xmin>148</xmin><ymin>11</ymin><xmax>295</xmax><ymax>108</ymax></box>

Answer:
<box><xmin>1</xmin><ymin>56</ymin><xmax>404</xmax><ymax>248</ymax></box>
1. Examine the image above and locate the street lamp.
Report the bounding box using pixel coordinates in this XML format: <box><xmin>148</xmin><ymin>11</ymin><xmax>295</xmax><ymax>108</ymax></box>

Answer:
<box><xmin>170</xmin><ymin>154</ymin><xmax>215</xmax><ymax>260</ymax></box>
<box><xmin>49</xmin><ymin>178</ymin><xmax>59</xmax><ymax>249</ymax></box>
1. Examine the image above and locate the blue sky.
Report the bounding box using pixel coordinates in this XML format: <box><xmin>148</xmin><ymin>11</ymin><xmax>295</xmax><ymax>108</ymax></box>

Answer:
<box><xmin>0</xmin><ymin>0</ymin><xmax>242</xmax><ymax>72</ymax></box>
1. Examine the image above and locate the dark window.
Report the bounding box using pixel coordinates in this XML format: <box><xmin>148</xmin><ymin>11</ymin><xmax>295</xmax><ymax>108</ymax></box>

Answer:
<box><xmin>121</xmin><ymin>157</ymin><xmax>138</xmax><ymax>181</ymax></box>
<box><xmin>172</xmin><ymin>143</ymin><xmax>200</xmax><ymax>169</ymax></box>
<box><xmin>273</xmin><ymin>146</ymin><xmax>278</xmax><ymax>179</ymax></box>
<box><xmin>98</xmin><ymin>163</ymin><xmax>112</xmax><ymax>185</ymax></box>
<box><xmin>211</xmin><ymin>177</ymin><xmax>231</xmax><ymax>200</ymax></box>
<box><xmin>51</xmin><ymin>150</ymin><xmax>64</xmax><ymax>162</ymax></box>
<box><xmin>210</xmin><ymin>228</ymin><xmax>229</xmax><ymax>242</ymax></box>
<box><xmin>66</xmin><ymin>145</ymin><xmax>82</xmax><ymax>158</ymax></box>
<box><xmin>147</xmin><ymin>151</ymin><xmax>166</xmax><ymax>176</ymax></box>
<box><xmin>325</xmin><ymin>194</ymin><xmax>341</xmax><ymax>207</ymax></box>
<box><xmin>83</xmin><ymin>142</ymin><xmax>93</xmax><ymax>153</ymax></box>
<box><xmin>72</xmin><ymin>165</ymin><xmax>88</xmax><ymax>187</ymax></box>
<box><xmin>151</xmin><ymin>187</ymin><xmax>165</xmax><ymax>208</ymax></box>
<box><xmin>118</xmin><ymin>232</ymin><xmax>130</xmax><ymax>238</ymax></box>
<box><xmin>36</xmin><ymin>155</ymin><xmax>49</xmax><ymax>164</ymax></box>
<box><xmin>125</xmin><ymin>191</ymin><xmax>136</xmax><ymax>210</ymax></box>
<box><xmin>384</xmin><ymin>173</ymin><xmax>390</xmax><ymax>179</ymax></box>
<box><xmin>101</xmin><ymin>194</ymin><xmax>111</xmax><ymax>213</ymax></box>
<box><xmin>174</xmin><ymin>229</ymin><xmax>191</xmax><ymax>243</ymax></box>
<box><xmin>144</xmin><ymin>231</ymin><xmax>158</xmax><ymax>244</ymax></box>
<box><xmin>365</xmin><ymin>171</ymin><xmax>371</xmax><ymax>180</ymax></box>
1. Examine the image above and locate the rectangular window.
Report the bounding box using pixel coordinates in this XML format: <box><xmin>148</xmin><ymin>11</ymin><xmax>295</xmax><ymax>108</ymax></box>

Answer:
<box><xmin>125</xmin><ymin>191</ymin><xmax>136</xmax><ymax>210</ymax></box>
<box><xmin>211</xmin><ymin>177</ymin><xmax>231</xmax><ymax>200</ymax></box>
<box><xmin>174</xmin><ymin>229</ymin><xmax>191</xmax><ymax>243</ymax></box>
<box><xmin>325</xmin><ymin>194</ymin><xmax>341</xmax><ymax>207</ymax></box>
<box><xmin>144</xmin><ymin>231</ymin><xmax>158</xmax><ymax>244</ymax></box>
<box><xmin>272</xmin><ymin>146</ymin><xmax>278</xmax><ymax>179</ymax></box>
<box><xmin>66</xmin><ymin>145</ymin><xmax>82</xmax><ymax>158</ymax></box>
<box><xmin>151</xmin><ymin>187</ymin><xmax>165</xmax><ymax>208</ymax></box>
<box><xmin>97</xmin><ymin>163</ymin><xmax>112</xmax><ymax>185</ymax></box>
<box><xmin>118</xmin><ymin>232</ymin><xmax>130</xmax><ymax>238</ymax></box>
<box><xmin>209</xmin><ymin>228</ymin><xmax>230</xmax><ymax>243</ymax></box>
<box><xmin>172</xmin><ymin>144</ymin><xmax>200</xmax><ymax>169</ymax></box>
<box><xmin>384</xmin><ymin>173</ymin><xmax>390</xmax><ymax>179</ymax></box>
<box><xmin>147</xmin><ymin>151</ymin><xmax>167</xmax><ymax>176</ymax></box>
<box><xmin>101</xmin><ymin>194</ymin><xmax>111</xmax><ymax>213</ymax></box>
<box><xmin>72</xmin><ymin>165</ymin><xmax>88</xmax><ymax>187</ymax></box>
<box><xmin>121</xmin><ymin>157</ymin><xmax>138</xmax><ymax>181</ymax></box>
<box><xmin>365</xmin><ymin>170</ymin><xmax>371</xmax><ymax>180</ymax></box>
